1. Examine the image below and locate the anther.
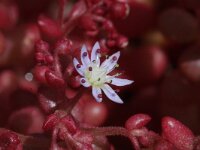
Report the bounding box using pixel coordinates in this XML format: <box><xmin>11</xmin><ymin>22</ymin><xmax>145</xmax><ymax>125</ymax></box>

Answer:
<box><xmin>88</xmin><ymin>67</ymin><xmax>93</xmax><ymax>71</ymax></box>
<box><xmin>98</xmin><ymin>78</ymin><xmax>101</xmax><ymax>81</ymax></box>
<box><xmin>112</xmin><ymin>56</ymin><xmax>117</xmax><ymax>61</ymax></box>
<box><xmin>115</xmin><ymin>64</ymin><xmax>119</xmax><ymax>67</ymax></box>
<box><xmin>76</xmin><ymin>64</ymin><xmax>81</xmax><ymax>68</ymax></box>
<box><xmin>96</xmin><ymin>49</ymin><xmax>101</xmax><ymax>53</ymax></box>
<box><xmin>81</xmin><ymin>79</ymin><xmax>86</xmax><ymax>83</ymax></box>
<box><xmin>98</xmin><ymin>94</ymin><xmax>102</xmax><ymax>98</ymax></box>
<box><xmin>83</xmin><ymin>52</ymin><xmax>87</xmax><ymax>57</ymax></box>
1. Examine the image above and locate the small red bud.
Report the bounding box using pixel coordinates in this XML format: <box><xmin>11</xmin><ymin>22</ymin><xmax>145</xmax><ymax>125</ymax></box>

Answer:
<box><xmin>35</xmin><ymin>52</ymin><xmax>45</xmax><ymax>63</ymax></box>
<box><xmin>0</xmin><ymin>3</ymin><xmax>18</xmax><ymax>30</ymax></box>
<box><xmin>68</xmin><ymin>75</ymin><xmax>81</xmax><ymax>88</ymax></box>
<box><xmin>43</xmin><ymin>114</ymin><xmax>59</xmax><ymax>132</ymax></box>
<box><xmin>34</xmin><ymin>66</ymin><xmax>49</xmax><ymax>84</ymax></box>
<box><xmin>45</xmin><ymin>55</ymin><xmax>54</xmax><ymax>64</ymax></box>
<box><xmin>79</xmin><ymin>15</ymin><xmax>97</xmax><ymax>32</ymax></box>
<box><xmin>0</xmin><ymin>131</ymin><xmax>22</xmax><ymax>150</ymax></box>
<box><xmin>107</xmin><ymin>39</ymin><xmax>116</xmax><ymax>47</ymax></box>
<box><xmin>55</xmin><ymin>38</ymin><xmax>72</xmax><ymax>55</ymax></box>
<box><xmin>60</xmin><ymin>116</ymin><xmax>77</xmax><ymax>135</ymax></box>
<box><xmin>35</xmin><ymin>40</ymin><xmax>49</xmax><ymax>52</ymax></box>
<box><xmin>110</xmin><ymin>2</ymin><xmax>130</xmax><ymax>19</ymax></box>
<box><xmin>45</xmin><ymin>71</ymin><xmax>65</xmax><ymax>87</ymax></box>
<box><xmin>117</xmin><ymin>35</ymin><xmax>128</xmax><ymax>48</ymax></box>
<box><xmin>65</xmin><ymin>64</ymin><xmax>75</xmax><ymax>76</ymax></box>
<box><xmin>103</xmin><ymin>20</ymin><xmax>115</xmax><ymax>32</ymax></box>
<box><xmin>125</xmin><ymin>114</ymin><xmax>151</xmax><ymax>130</ymax></box>
<box><xmin>38</xmin><ymin>15</ymin><xmax>62</xmax><ymax>39</ymax></box>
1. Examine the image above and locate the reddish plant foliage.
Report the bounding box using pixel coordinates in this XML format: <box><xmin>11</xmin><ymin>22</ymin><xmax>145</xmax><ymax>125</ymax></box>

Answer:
<box><xmin>0</xmin><ymin>0</ymin><xmax>200</xmax><ymax>149</ymax></box>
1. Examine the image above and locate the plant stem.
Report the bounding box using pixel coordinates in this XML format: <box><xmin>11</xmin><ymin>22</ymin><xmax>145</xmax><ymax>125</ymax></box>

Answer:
<box><xmin>83</xmin><ymin>126</ymin><xmax>129</xmax><ymax>137</ymax></box>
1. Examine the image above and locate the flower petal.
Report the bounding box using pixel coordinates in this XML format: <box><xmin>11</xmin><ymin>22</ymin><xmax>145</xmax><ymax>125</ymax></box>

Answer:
<box><xmin>92</xmin><ymin>87</ymin><xmax>102</xmax><ymax>102</ymax></box>
<box><xmin>80</xmin><ymin>77</ymin><xmax>91</xmax><ymax>87</ymax></box>
<box><xmin>73</xmin><ymin>58</ymin><xmax>85</xmax><ymax>76</ymax></box>
<box><xmin>102</xmin><ymin>84</ymin><xmax>123</xmax><ymax>104</ymax></box>
<box><xmin>91</xmin><ymin>42</ymin><xmax>100</xmax><ymax>66</ymax></box>
<box><xmin>101</xmin><ymin>51</ymin><xmax>120</xmax><ymax>73</ymax></box>
<box><xmin>81</xmin><ymin>44</ymin><xmax>90</xmax><ymax>67</ymax></box>
<box><xmin>109</xmin><ymin>77</ymin><xmax>134</xmax><ymax>86</ymax></box>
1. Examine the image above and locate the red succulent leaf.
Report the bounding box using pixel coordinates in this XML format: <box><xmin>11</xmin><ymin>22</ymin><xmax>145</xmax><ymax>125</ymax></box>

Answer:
<box><xmin>125</xmin><ymin>114</ymin><xmax>151</xmax><ymax>130</ymax></box>
<box><xmin>162</xmin><ymin>116</ymin><xmax>194</xmax><ymax>150</ymax></box>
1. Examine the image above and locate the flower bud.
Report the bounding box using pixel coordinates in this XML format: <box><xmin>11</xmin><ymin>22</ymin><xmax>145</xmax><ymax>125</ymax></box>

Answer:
<box><xmin>38</xmin><ymin>15</ymin><xmax>62</xmax><ymax>39</ymax></box>
<box><xmin>0</xmin><ymin>131</ymin><xmax>22</xmax><ymax>150</ymax></box>
<box><xmin>79</xmin><ymin>15</ymin><xmax>97</xmax><ymax>32</ymax></box>
<box><xmin>125</xmin><ymin>114</ymin><xmax>151</xmax><ymax>130</ymax></box>
<box><xmin>43</xmin><ymin>114</ymin><xmax>59</xmax><ymax>132</ymax></box>
<box><xmin>116</xmin><ymin>35</ymin><xmax>128</xmax><ymax>48</ymax></box>
<box><xmin>0</xmin><ymin>3</ymin><xmax>18</xmax><ymax>30</ymax></box>
<box><xmin>68</xmin><ymin>75</ymin><xmax>81</xmax><ymax>88</ymax></box>
<box><xmin>8</xmin><ymin>107</ymin><xmax>45</xmax><ymax>134</ymax></box>
<box><xmin>35</xmin><ymin>40</ymin><xmax>49</xmax><ymax>53</ymax></box>
<box><xmin>55</xmin><ymin>38</ymin><xmax>72</xmax><ymax>55</ymax></box>
<box><xmin>60</xmin><ymin>116</ymin><xmax>77</xmax><ymax>135</ymax></box>
<box><xmin>45</xmin><ymin>71</ymin><xmax>65</xmax><ymax>87</ymax></box>
<box><xmin>110</xmin><ymin>2</ymin><xmax>130</xmax><ymax>19</ymax></box>
<box><xmin>34</xmin><ymin>66</ymin><xmax>49</xmax><ymax>84</ymax></box>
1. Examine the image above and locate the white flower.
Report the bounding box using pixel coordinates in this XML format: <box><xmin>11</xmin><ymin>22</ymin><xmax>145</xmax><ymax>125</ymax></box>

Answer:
<box><xmin>73</xmin><ymin>42</ymin><xmax>134</xmax><ymax>104</ymax></box>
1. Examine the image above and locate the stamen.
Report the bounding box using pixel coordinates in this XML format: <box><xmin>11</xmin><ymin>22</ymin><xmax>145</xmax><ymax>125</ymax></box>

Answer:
<box><xmin>81</xmin><ymin>79</ymin><xmax>86</xmax><ymax>83</ymax></box>
<box><xmin>83</xmin><ymin>52</ymin><xmax>87</xmax><ymax>57</ymax></box>
<box><xmin>96</xmin><ymin>49</ymin><xmax>101</xmax><ymax>53</ymax></box>
<box><xmin>110</xmin><ymin>80</ymin><xmax>112</xmax><ymax>83</ymax></box>
<box><xmin>98</xmin><ymin>94</ymin><xmax>102</xmax><ymax>98</ymax></box>
<box><xmin>76</xmin><ymin>64</ymin><xmax>81</xmax><ymax>68</ymax></box>
<box><xmin>88</xmin><ymin>67</ymin><xmax>93</xmax><ymax>71</ymax></box>
<box><xmin>92</xmin><ymin>60</ymin><xmax>96</xmax><ymax>63</ymax></box>
<box><xmin>114</xmin><ymin>73</ymin><xmax>122</xmax><ymax>77</ymax></box>
<box><xmin>112</xmin><ymin>56</ymin><xmax>117</xmax><ymax>61</ymax></box>
<box><xmin>115</xmin><ymin>64</ymin><xmax>119</xmax><ymax>67</ymax></box>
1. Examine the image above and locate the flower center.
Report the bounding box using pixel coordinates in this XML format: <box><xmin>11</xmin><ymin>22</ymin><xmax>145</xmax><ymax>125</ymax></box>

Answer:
<box><xmin>84</xmin><ymin>63</ymin><xmax>107</xmax><ymax>88</ymax></box>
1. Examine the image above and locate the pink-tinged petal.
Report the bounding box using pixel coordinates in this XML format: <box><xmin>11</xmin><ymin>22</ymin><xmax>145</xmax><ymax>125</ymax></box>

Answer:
<box><xmin>92</xmin><ymin>87</ymin><xmax>102</xmax><ymax>102</ymax></box>
<box><xmin>91</xmin><ymin>42</ymin><xmax>100</xmax><ymax>66</ymax></box>
<box><xmin>101</xmin><ymin>51</ymin><xmax>120</xmax><ymax>73</ymax></box>
<box><xmin>80</xmin><ymin>78</ymin><xmax>91</xmax><ymax>87</ymax></box>
<box><xmin>108</xmin><ymin>77</ymin><xmax>134</xmax><ymax>86</ymax></box>
<box><xmin>73</xmin><ymin>58</ymin><xmax>84</xmax><ymax>76</ymax></box>
<box><xmin>81</xmin><ymin>44</ymin><xmax>90</xmax><ymax>67</ymax></box>
<box><xmin>102</xmin><ymin>84</ymin><xmax>123</xmax><ymax>104</ymax></box>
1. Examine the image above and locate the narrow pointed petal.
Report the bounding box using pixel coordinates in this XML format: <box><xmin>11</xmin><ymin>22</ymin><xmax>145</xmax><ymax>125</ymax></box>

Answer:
<box><xmin>109</xmin><ymin>77</ymin><xmax>134</xmax><ymax>86</ymax></box>
<box><xmin>81</xmin><ymin>45</ymin><xmax>90</xmax><ymax>67</ymax></box>
<box><xmin>102</xmin><ymin>84</ymin><xmax>123</xmax><ymax>104</ymax></box>
<box><xmin>73</xmin><ymin>58</ymin><xmax>84</xmax><ymax>76</ymax></box>
<box><xmin>80</xmin><ymin>78</ymin><xmax>91</xmax><ymax>87</ymax></box>
<box><xmin>91</xmin><ymin>42</ymin><xmax>100</xmax><ymax>66</ymax></box>
<box><xmin>92</xmin><ymin>87</ymin><xmax>102</xmax><ymax>102</ymax></box>
<box><xmin>101</xmin><ymin>51</ymin><xmax>120</xmax><ymax>73</ymax></box>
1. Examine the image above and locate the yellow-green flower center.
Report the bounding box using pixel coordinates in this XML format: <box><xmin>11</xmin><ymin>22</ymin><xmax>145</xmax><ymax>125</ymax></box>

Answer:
<box><xmin>84</xmin><ymin>64</ymin><xmax>107</xmax><ymax>88</ymax></box>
